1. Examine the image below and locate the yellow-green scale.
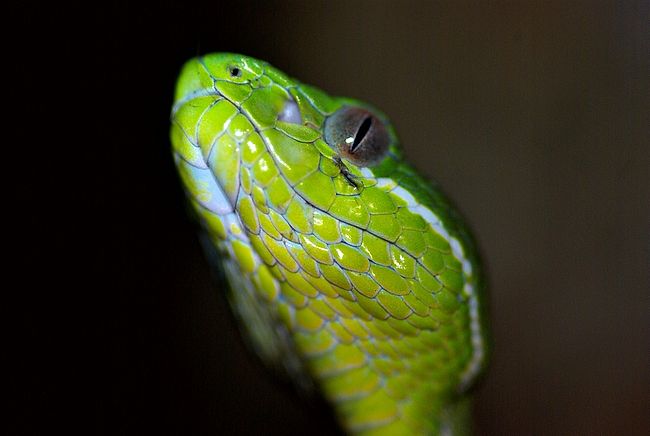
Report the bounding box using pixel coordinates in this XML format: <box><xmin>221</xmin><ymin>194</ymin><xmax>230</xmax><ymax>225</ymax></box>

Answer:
<box><xmin>171</xmin><ymin>53</ymin><xmax>487</xmax><ymax>436</ymax></box>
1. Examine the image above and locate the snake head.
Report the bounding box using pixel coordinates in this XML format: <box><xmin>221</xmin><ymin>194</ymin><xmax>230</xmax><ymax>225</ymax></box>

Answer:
<box><xmin>172</xmin><ymin>53</ymin><xmax>405</xmax><ymax>198</ymax></box>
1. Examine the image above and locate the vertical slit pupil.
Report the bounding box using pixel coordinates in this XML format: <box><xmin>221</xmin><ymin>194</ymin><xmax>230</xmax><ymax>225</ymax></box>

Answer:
<box><xmin>351</xmin><ymin>116</ymin><xmax>373</xmax><ymax>153</ymax></box>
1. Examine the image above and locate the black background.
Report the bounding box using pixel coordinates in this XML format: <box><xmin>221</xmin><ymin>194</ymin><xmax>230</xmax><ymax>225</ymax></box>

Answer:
<box><xmin>16</xmin><ymin>1</ymin><xmax>649</xmax><ymax>435</ymax></box>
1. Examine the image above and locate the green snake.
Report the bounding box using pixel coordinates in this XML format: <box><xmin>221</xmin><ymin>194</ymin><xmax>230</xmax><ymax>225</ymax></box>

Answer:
<box><xmin>170</xmin><ymin>53</ymin><xmax>489</xmax><ymax>435</ymax></box>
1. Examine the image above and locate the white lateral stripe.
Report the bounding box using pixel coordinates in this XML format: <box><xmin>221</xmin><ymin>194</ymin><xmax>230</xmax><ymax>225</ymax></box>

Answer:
<box><xmin>378</xmin><ymin>176</ymin><xmax>484</xmax><ymax>390</ymax></box>
<box><xmin>390</xmin><ymin>185</ymin><xmax>417</xmax><ymax>206</ymax></box>
<box><xmin>375</xmin><ymin>178</ymin><xmax>396</xmax><ymax>190</ymax></box>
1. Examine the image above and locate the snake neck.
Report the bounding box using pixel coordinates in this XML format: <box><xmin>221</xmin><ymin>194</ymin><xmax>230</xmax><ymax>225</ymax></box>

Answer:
<box><xmin>439</xmin><ymin>396</ymin><xmax>473</xmax><ymax>436</ymax></box>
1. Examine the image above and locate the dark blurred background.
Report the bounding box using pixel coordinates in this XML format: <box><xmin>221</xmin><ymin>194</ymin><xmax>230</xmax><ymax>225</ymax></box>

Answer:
<box><xmin>18</xmin><ymin>1</ymin><xmax>648</xmax><ymax>435</ymax></box>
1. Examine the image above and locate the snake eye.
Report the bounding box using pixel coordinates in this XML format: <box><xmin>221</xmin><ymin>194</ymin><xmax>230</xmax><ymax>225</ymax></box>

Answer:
<box><xmin>324</xmin><ymin>106</ymin><xmax>389</xmax><ymax>167</ymax></box>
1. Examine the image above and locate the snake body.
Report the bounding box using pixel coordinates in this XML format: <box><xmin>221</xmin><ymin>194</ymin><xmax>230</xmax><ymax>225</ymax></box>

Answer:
<box><xmin>170</xmin><ymin>53</ymin><xmax>489</xmax><ymax>435</ymax></box>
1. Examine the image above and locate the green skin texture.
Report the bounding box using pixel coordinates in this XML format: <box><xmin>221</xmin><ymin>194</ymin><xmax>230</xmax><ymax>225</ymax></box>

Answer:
<box><xmin>170</xmin><ymin>53</ymin><xmax>488</xmax><ymax>435</ymax></box>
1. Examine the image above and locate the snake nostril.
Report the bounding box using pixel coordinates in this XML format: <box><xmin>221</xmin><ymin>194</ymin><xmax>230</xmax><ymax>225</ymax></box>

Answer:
<box><xmin>229</xmin><ymin>66</ymin><xmax>242</xmax><ymax>78</ymax></box>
